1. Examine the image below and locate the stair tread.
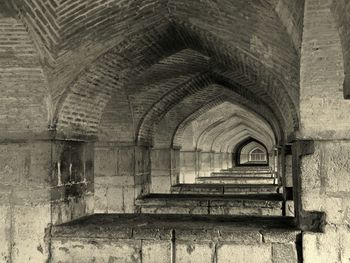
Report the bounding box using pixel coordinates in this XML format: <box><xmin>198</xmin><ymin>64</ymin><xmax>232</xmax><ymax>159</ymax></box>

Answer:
<box><xmin>138</xmin><ymin>193</ymin><xmax>283</xmax><ymax>201</ymax></box>
<box><xmin>53</xmin><ymin>214</ymin><xmax>299</xmax><ymax>236</ymax></box>
<box><xmin>173</xmin><ymin>184</ymin><xmax>278</xmax><ymax>188</ymax></box>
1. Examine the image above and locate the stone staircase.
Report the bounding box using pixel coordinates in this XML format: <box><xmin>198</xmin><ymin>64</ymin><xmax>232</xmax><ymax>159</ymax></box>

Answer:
<box><xmin>50</xmin><ymin>214</ymin><xmax>301</xmax><ymax>263</ymax></box>
<box><xmin>137</xmin><ymin>166</ymin><xmax>285</xmax><ymax>217</ymax></box>
<box><xmin>171</xmin><ymin>183</ymin><xmax>280</xmax><ymax>195</ymax></box>
<box><xmin>196</xmin><ymin>166</ymin><xmax>277</xmax><ymax>185</ymax></box>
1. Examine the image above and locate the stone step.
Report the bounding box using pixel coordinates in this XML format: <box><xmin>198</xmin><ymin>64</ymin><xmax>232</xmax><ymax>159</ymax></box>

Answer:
<box><xmin>136</xmin><ymin>194</ymin><xmax>283</xmax><ymax>216</ymax></box>
<box><xmin>196</xmin><ymin>176</ymin><xmax>276</xmax><ymax>185</ymax></box>
<box><xmin>211</xmin><ymin>172</ymin><xmax>274</xmax><ymax>178</ymax></box>
<box><xmin>51</xmin><ymin>214</ymin><xmax>301</xmax><ymax>263</ymax></box>
<box><xmin>226</xmin><ymin>166</ymin><xmax>272</xmax><ymax>171</ymax></box>
<box><xmin>218</xmin><ymin>169</ymin><xmax>273</xmax><ymax>174</ymax></box>
<box><xmin>171</xmin><ymin>184</ymin><xmax>280</xmax><ymax>195</ymax></box>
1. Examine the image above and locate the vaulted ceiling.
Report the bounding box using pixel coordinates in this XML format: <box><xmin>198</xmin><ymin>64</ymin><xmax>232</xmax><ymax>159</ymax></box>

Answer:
<box><xmin>2</xmin><ymin>0</ymin><xmax>306</xmax><ymax>144</ymax></box>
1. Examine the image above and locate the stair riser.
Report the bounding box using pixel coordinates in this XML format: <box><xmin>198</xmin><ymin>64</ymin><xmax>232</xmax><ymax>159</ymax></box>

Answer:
<box><xmin>196</xmin><ymin>178</ymin><xmax>276</xmax><ymax>184</ymax></box>
<box><xmin>136</xmin><ymin>199</ymin><xmax>283</xmax><ymax>216</ymax></box>
<box><xmin>171</xmin><ymin>188</ymin><xmax>278</xmax><ymax>195</ymax></box>
<box><xmin>211</xmin><ymin>173</ymin><xmax>274</xmax><ymax>178</ymax></box>
<box><xmin>138</xmin><ymin>206</ymin><xmax>282</xmax><ymax>216</ymax></box>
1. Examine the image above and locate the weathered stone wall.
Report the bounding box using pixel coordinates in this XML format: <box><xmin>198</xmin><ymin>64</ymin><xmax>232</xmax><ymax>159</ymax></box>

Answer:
<box><xmin>0</xmin><ymin>140</ymin><xmax>94</xmax><ymax>263</ymax></box>
<box><xmin>299</xmin><ymin>0</ymin><xmax>350</xmax><ymax>261</ymax></box>
<box><xmin>51</xmin><ymin>217</ymin><xmax>301</xmax><ymax>263</ymax></box>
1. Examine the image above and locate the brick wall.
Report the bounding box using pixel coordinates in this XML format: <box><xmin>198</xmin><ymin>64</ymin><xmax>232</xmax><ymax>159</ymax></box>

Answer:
<box><xmin>0</xmin><ymin>16</ymin><xmax>48</xmax><ymax>138</ymax></box>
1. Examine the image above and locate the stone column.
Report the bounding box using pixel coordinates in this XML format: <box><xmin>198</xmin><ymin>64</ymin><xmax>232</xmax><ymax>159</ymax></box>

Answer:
<box><xmin>199</xmin><ymin>151</ymin><xmax>212</xmax><ymax>177</ymax></box>
<box><xmin>299</xmin><ymin>0</ymin><xmax>350</xmax><ymax>260</ymax></box>
<box><xmin>149</xmin><ymin>147</ymin><xmax>180</xmax><ymax>193</ymax></box>
<box><xmin>0</xmin><ymin>139</ymin><xmax>94</xmax><ymax>263</ymax></box>
<box><xmin>179</xmin><ymin>150</ymin><xmax>197</xmax><ymax>183</ymax></box>
<box><xmin>213</xmin><ymin>152</ymin><xmax>222</xmax><ymax>172</ymax></box>
<box><xmin>94</xmin><ymin>142</ymin><xmax>150</xmax><ymax>213</ymax></box>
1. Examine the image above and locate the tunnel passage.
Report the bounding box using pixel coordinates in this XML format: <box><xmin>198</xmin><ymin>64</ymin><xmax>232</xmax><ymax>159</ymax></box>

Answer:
<box><xmin>0</xmin><ymin>0</ymin><xmax>325</xmax><ymax>261</ymax></box>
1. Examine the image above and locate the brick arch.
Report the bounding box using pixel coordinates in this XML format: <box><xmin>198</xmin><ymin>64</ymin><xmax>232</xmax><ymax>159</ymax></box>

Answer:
<box><xmin>11</xmin><ymin>0</ymin><xmax>301</xmax><ymax>140</ymax></box>
<box><xmin>0</xmin><ymin>15</ymin><xmax>50</xmax><ymax>138</ymax></box>
<box><xmin>55</xmin><ymin>25</ymin><xmax>184</xmax><ymax>139</ymax></box>
<box><xmin>173</xmin><ymin>22</ymin><xmax>299</xmax><ymax>132</ymax></box>
<box><xmin>172</xmin><ymin>98</ymin><xmax>281</xmax><ymax>149</ymax></box>
<box><xmin>226</xmin><ymin>132</ymin><xmax>273</xmax><ymax>154</ymax></box>
<box><xmin>153</xmin><ymin>85</ymin><xmax>279</xmax><ymax>149</ymax></box>
<box><xmin>198</xmin><ymin>120</ymin><xmax>274</xmax><ymax>153</ymax></box>
<box><xmin>331</xmin><ymin>0</ymin><xmax>350</xmax><ymax>98</ymax></box>
<box><xmin>211</xmin><ymin>120</ymin><xmax>275</xmax><ymax>153</ymax></box>
<box><xmin>136</xmin><ymin>71</ymin><xmax>286</xmax><ymax>146</ymax></box>
<box><xmin>56</xmin><ymin>21</ymin><xmax>299</xmax><ymax>141</ymax></box>
<box><xmin>220</xmin><ymin>128</ymin><xmax>274</xmax><ymax>154</ymax></box>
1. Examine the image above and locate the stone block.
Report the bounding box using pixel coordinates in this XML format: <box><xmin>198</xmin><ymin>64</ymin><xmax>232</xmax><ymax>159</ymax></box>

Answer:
<box><xmin>0</xmin><ymin>205</ymin><xmax>10</xmax><ymax>263</ymax></box>
<box><xmin>51</xmin><ymin>239</ymin><xmax>141</xmax><ymax>263</ymax></box>
<box><xmin>272</xmin><ymin>243</ymin><xmax>298</xmax><ymax>263</ymax></box>
<box><xmin>217</xmin><ymin>243</ymin><xmax>272</xmax><ymax>263</ymax></box>
<box><xmin>0</xmin><ymin>144</ymin><xmax>25</xmax><ymax>185</ymax></box>
<box><xmin>262</xmin><ymin>230</ymin><xmax>300</xmax><ymax>243</ymax></box>
<box><xmin>303</xmin><ymin>227</ymin><xmax>340</xmax><ymax>263</ymax></box>
<box><xmin>151</xmin><ymin>149</ymin><xmax>171</xmax><ymax>171</ymax></box>
<box><xmin>118</xmin><ymin>147</ymin><xmax>135</xmax><ymax>176</ymax></box>
<box><xmin>94</xmin><ymin>185</ymin><xmax>108</xmax><ymax>213</ymax></box>
<box><xmin>12</xmin><ymin>204</ymin><xmax>51</xmax><ymax>263</ymax></box>
<box><xmin>123</xmin><ymin>186</ymin><xmax>135</xmax><ymax>213</ymax></box>
<box><xmin>151</xmin><ymin>176</ymin><xmax>171</xmax><ymax>193</ymax></box>
<box><xmin>302</xmin><ymin>194</ymin><xmax>343</xmax><ymax>224</ymax></box>
<box><xmin>94</xmin><ymin>147</ymin><xmax>117</xmax><ymax>177</ymax></box>
<box><xmin>175</xmin><ymin>241</ymin><xmax>214</xmax><ymax>263</ymax></box>
<box><xmin>285</xmin><ymin>200</ymin><xmax>295</xmax><ymax>217</ymax></box>
<box><xmin>106</xmin><ymin>186</ymin><xmax>124</xmax><ymax>213</ymax></box>
<box><xmin>95</xmin><ymin>175</ymin><xmax>134</xmax><ymax>187</ymax></box>
<box><xmin>142</xmin><ymin>240</ymin><xmax>171</xmax><ymax>263</ymax></box>
<box><xmin>134</xmin><ymin>228</ymin><xmax>172</xmax><ymax>240</ymax></box>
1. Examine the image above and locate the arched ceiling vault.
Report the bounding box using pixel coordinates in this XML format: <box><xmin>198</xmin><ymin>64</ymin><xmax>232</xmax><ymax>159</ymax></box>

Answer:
<box><xmin>225</xmin><ymin>130</ymin><xmax>273</xmax><ymax>154</ymax></box>
<box><xmin>4</xmin><ymin>0</ymin><xmax>305</xmax><ymax>142</ymax></box>
<box><xmin>162</xmin><ymin>100</ymin><xmax>275</xmax><ymax>153</ymax></box>
<box><xmin>331</xmin><ymin>0</ymin><xmax>350</xmax><ymax>98</ymax></box>
<box><xmin>211</xmin><ymin>122</ymin><xmax>275</xmax><ymax>153</ymax></box>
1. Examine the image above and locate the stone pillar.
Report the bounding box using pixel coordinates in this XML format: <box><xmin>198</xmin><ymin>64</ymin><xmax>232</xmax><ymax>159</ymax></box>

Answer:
<box><xmin>199</xmin><ymin>151</ymin><xmax>212</xmax><ymax>177</ymax></box>
<box><xmin>0</xmin><ymin>139</ymin><xmax>94</xmax><ymax>263</ymax></box>
<box><xmin>299</xmin><ymin>0</ymin><xmax>350</xmax><ymax>260</ymax></box>
<box><xmin>170</xmin><ymin>147</ymin><xmax>180</xmax><ymax>186</ymax></box>
<box><xmin>149</xmin><ymin>147</ymin><xmax>180</xmax><ymax>193</ymax></box>
<box><xmin>179</xmin><ymin>150</ymin><xmax>197</xmax><ymax>183</ymax></box>
<box><xmin>213</xmin><ymin>152</ymin><xmax>222</xmax><ymax>172</ymax></box>
<box><xmin>151</xmin><ymin>148</ymin><xmax>172</xmax><ymax>193</ymax></box>
<box><xmin>94</xmin><ymin>143</ymin><xmax>150</xmax><ymax>213</ymax></box>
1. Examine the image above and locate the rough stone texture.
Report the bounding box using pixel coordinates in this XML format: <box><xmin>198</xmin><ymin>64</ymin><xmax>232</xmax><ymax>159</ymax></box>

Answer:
<box><xmin>3</xmin><ymin>0</ymin><xmax>350</xmax><ymax>261</ymax></box>
<box><xmin>0</xmin><ymin>140</ymin><xmax>94</xmax><ymax>262</ymax></box>
<box><xmin>50</xmin><ymin>214</ymin><xmax>301</xmax><ymax>263</ymax></box>
<box><xmin>0</xmin><ymin>16</ymin><xmax>49</xmax><ymax>139</ymax></box>
<box><xmin>51</xmin><ymin>239</ymin><xmax>142</xmax><ymax>263</ymax></box>
<box><xmin>94</xmin><ymin>144</ymin><xmax>151</xmax><ymax>213</ymax></box>
<box><xmin>142</xmin><ymin>240</ymin><xmax>171</xmax><ymax>263</ymax></box>
<box><xmin>331</xmin><ymin>0</ymin><xmax>350</xmax><ymax>98</ymax></box>
<box><xmin>300</xmin><ymin>0</ymin><xmax>350</xmax><ymax>139</ymax></box>
<box><xmin>136</xmin><ymin>194</ymin><xmax>283</xmax><ymax>216</ymax></box>
<box><xmin>217</xmin><ymin>244</ymin><xmax>272</xmax><ymax>263</ymax></box>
